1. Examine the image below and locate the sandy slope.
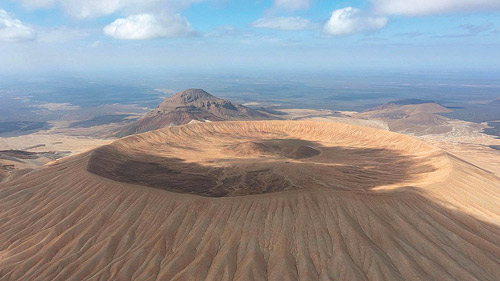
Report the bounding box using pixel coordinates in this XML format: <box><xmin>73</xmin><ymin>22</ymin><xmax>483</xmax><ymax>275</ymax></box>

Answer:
<box><xmin>0</xmin><ymin>121</ymin><xmax>499</xmax><ymax>281</ymax></box>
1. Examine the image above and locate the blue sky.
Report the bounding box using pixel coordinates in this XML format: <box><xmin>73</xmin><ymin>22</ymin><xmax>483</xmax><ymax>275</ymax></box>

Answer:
<box><xmin>1</xmin><ymin>0</ymin><xmax>500</xmax><ymax>74</ymax></box>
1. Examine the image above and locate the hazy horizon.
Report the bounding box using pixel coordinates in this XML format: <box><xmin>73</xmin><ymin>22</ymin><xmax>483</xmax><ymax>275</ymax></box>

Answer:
<box><xmin>1</xmin><ymin>1</ymin><xmax>500</xmax><ymax>74</ymax></box>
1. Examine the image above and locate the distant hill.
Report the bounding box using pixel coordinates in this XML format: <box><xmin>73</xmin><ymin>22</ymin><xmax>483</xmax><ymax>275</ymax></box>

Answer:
<box><xmin>115</xmin><ymin>89</ymin><xmax>274</xmax><ymax>137</ymax></box>
<box><xmin>488</xmin><ymin>98</ymin><xmax>500</xmax><ymax>106</ymax></box>
<box><xmin>361</xmin><ymin>100</ymin><xmax>450</xmax><ymax>118</ymax></box>
<box><xmin>356</xmin><ymin>100</ymin><xmax>455</xmax><ymax>135</ymax></box>
<box><xmin>388</xmin><ymin>99</ymin><xmax>435</xmax><ymax>106</ymax></box>
<box><xmin>366</xmin><ymin>99</ymin><xmax>437</xmax><ymax>111</ymax></box>
<box><xmin>441</xmin><ymin>97</ymin><xmax>500</xmax><ymax>123</ymax></box>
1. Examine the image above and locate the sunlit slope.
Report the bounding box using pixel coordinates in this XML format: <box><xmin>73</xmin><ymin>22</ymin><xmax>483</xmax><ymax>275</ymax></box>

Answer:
<box><xmin>115</xmin><ymin>89</ymin><xmax>272</xmax><ymax>137</ymax></box>
<box><xmin>0</xmin><ymin>121</ymin><xmax>499</xmax><ymax>281</ymax></box>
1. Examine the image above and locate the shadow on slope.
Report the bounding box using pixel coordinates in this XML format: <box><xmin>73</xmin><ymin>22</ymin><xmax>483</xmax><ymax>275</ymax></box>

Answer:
<box><xmin>87</xmin><ymin>139</ymin><xmax>437</xmax><ymax>197</ymax></box>
<box><xmin>1</xmin><ymin>157</ymin><xmax>499</xmax><ymax>280</ymax></box>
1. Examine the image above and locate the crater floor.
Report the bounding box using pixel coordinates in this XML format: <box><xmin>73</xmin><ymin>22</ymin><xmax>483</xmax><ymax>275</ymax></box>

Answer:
<box><xmin>88</xmin><ymin>121</ymin><xmax>450</xmax><ymax>197</ymax></box>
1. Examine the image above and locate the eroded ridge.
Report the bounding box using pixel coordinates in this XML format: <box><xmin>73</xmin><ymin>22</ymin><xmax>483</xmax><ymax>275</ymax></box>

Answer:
<box><xmin>88</xmin><ymin>121</ymin><xmax>451</xmax><ymax>197</ymax></box>
<box><xmin>1</xmin><ymin>121</ymin><xmax>499</xmax><ymax>281</ymax></box>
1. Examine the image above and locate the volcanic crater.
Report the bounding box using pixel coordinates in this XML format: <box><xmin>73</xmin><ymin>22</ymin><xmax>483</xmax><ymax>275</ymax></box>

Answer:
<box><xmin>88</xmin><ymin>121</ymin><xmax>450</xmax><ymax>197</ymax></box>
<box><xmin>2</xmin><ymin>120</ymin><xmax>500</xmax><ymax>281</ymax></box>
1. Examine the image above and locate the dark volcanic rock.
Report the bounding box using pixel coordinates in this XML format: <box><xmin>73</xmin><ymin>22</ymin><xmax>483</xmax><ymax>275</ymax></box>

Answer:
<box><xmin>115</xmin><ymin>89</ymin><xmax>273</xmax><ymax>137</ymax></box>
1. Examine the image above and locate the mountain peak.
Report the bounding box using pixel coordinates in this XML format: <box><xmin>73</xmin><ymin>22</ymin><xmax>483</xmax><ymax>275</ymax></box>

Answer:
<box><xmin>172</xmin><ymin>89</ymin><xmax>216</xmax><ymax>103</ymax></box>
<box><xmin>115</xmin><ymin>88</ymin><xmax>273</xmax><ymax>137</ymax></box>
<box><xmin>159</xmin><ymin>89</ymin><xmax>224</xmax><ymax>109</ymax></box>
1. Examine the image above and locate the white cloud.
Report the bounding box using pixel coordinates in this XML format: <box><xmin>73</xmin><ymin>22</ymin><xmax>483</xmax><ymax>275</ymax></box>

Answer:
<box><xmin>19</xmin><ymin>0</ymin><xmax>120</xmax><ymax>18</ymax></box>
<box><xmin>0</xmin><ymin>9</ymin><xmax>36</xmax><ymax>42</ymax></box>
<box><xmin>372</xmin><ymin>0</ymin><xmax>500</xmax><ymax>16</ymax></box>
<box><xmin>204</xmin><ymin>25</ymin><xmax>238</xmax><ymax>37</ymax></box>
<box><xmin>252</xmin><ymin>17</ymin><xmax>312</xmax><ymax>31</ymax></box>
<box><xmin>90</xmin><ymin>40</ymin><xmax>101</xmax><ymax>47</ymax></box>
<box><xmin>20</xmin><ymin>0</ymin><xmax>204</xmax><ymax>19</ymax></box>
<box><xmin>20</xmin><ymin>0</ymin><xmax>56</xmax><ymax>9</ymax></box>
<box><xmin>459</xmin><ymin>22</ymin><xmax>494</xmax><ymax>34</ymax></box>
<box><xmin>103</xmin><ymin>13</ymin><xmax>192</xmax><ymax>40</ymax></box>
<box><xmin>323</xmin><ymin>7</ymin><xmax>387</xmax><ymax>36</ymax></box>
<box><xmin>274</xmin><ymin>0</ymin><xmax>310</xmax><ymax>11</ymax></box>
<box><xmin>38</xmin><ymin>27</ymin><xmax>89</xmax><ymax>43</ymax></box>
<box><xmin>62</xmin><ymin>0</ymin><xmax>121</xmax><ymax>19</ymax></box>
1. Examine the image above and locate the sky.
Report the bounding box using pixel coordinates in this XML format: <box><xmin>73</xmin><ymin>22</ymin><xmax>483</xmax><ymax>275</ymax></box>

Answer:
<box><xmin>1</xmin><ymin>0</ymin><xmax>500</xmax><ymax>74</ymax></box>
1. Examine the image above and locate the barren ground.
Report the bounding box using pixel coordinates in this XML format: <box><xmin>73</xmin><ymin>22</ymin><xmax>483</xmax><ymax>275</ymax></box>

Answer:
<box><xmin>0</xmin><ymin>120</ymin><xmax>499</xmax><ymax>280</ymax></box>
